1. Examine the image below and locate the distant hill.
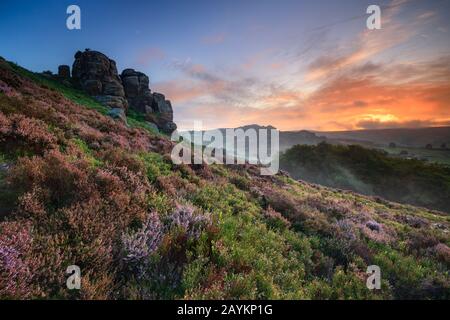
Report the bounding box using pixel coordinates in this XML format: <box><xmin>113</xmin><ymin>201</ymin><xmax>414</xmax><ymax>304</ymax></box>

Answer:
<box><xmin>280</xmin><ymin>130</ymin><xmax>327</xmax><ymax>151</ymax></box>
<box><xmin>318</xmin><ymin>127</ymin><xmax>450</xmax><ymax>148</ymax></box>
<box><xmin>277</xmin><ymin>127</ymin><xmax>450</xmax><ymax>166</ymax></box>
<box><xmin>185</xmin><ymin>125</ymin><xmax>450</xmax><ymax>166</ymax></box>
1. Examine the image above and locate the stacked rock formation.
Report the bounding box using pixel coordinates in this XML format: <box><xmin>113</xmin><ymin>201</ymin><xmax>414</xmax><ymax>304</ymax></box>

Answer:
<box><xmin>121</xmin><ymin>68</ymin><xmax>153</xmax><ymax>113</ymax></box>
<box><xmin>121</xmin><ymin>69</ymin><xmax>176</xmax><ymax>133</ymax></box>
<box><xmin>67</xmin><ymin>49</ymin><xmax>176</xmax><ymax>133</ymax></box>
<box><xmin>72</xmin><ymin>50</ymin><xmax>128</xmax><ymax>110</ymax></box>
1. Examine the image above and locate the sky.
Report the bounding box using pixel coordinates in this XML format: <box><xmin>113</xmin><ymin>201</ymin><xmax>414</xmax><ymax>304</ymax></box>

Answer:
<box><xmin>1</xmin><ymin>0</ymin><xmax>449</xmax><ymax>131</ymax></box>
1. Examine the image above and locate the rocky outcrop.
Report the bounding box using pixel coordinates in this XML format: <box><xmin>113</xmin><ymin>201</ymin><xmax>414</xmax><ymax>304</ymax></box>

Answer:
<box><xmin>150</xmin><ymin>92</ymin><xmax>176</xmax><ymax>133</ymax></box>
<box><xmin>121</xmin><ymin>68</ymin><xmax>176</xmax><ymax>134</ymax></box>
<box><xmin>121</xmin><ymin>68</ymin><xmax>152</xmax><ymax>113</ymax></box>
<box><xmin>67</xmin><ymin>49</ymin><xmax>176</xmax><ymax>133</ymax></box>
<box><xmin>72</xmin><ymin>50</ymin><xmax>128</xmax><ymax>110</ymax></box>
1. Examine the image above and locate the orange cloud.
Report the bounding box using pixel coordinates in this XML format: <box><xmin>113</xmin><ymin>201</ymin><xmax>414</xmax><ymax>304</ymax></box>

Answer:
<box><xmin>171</xmin><ymin>57</ymin><xmax>450</xmax><ymax>131</ymax></box>
<box><xmin>155</xmin><ymin>0</ymin><xmax>450</xmax><ymax>132</ymax></box>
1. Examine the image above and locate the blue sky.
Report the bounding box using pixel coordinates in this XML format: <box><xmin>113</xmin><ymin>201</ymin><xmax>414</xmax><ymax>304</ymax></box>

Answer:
<box><xmin>1</xmin><ymin>0</ymin><xmax>449</xmax><ymax>130</ymax></box>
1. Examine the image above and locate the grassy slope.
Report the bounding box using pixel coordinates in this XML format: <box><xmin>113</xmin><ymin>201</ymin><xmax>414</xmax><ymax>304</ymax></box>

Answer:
<box><xmin>0</xmin><ymin>58</ymin><xmax>449</xmax><ymax>300</ymax></box>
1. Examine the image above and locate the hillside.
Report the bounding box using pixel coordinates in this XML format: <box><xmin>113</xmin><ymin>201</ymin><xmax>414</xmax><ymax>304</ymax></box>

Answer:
<box><xmin>277</xmin><ymin>128</ymin><xmax>450</xmax><ymax>166</ymax></box>
<box><xmin>318</xmin><ymin>127</ymin><xmax>450</xmax><ymax>149</ymax></box>
<box><xmin>280</xmin><ymin>143</ymin><xmax>450</xmax><ymax>213</ymax></box>
<box><xmin>0</xmin><ymin>56</ymin><xmax>449</xmax><ymax>300</ymax></box>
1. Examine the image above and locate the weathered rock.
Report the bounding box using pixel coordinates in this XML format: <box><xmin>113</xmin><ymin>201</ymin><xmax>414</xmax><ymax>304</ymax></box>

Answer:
<box><xmin>95</xmin><ymin>95</ymin><xmax>129</xmax><ymax>110</ymax></box>
<box><xmin>58</xmin><ymin>65</ymin><xmax>71</xmax><ymax>78</ymax></box>
<box><xmin>107</xmin><ymin>108</ymin><xmax>127</xmax><ymax>124</ymax></box>
<box><xmin>366</xmin><ymin>220</ymin><xmax>381</xmax><ymax>232</ymax></box>
<box><xmin>152</xmin><ymin>92</ymin><xmax>173</xmax><ymax>114</ymax></box>
<box><xmin>161</xmin><ymin>121</ymin><xmax>177</xmax><ymax>134</ymax></box>
<box><xmin>121</xmin><ymin>69</ymin><xmax>176</xmax><ymax>134</ymax></box>
<box><xmin>103</xmin><ymin>81</ymin><xmax>125</xmax><ymax>96</ymax></box>
<box><xmin>70</xmin><ymin>50</ymin><xmax>176</xmax><ymax>133</ymax></box>
<box><xmin>72</xmin><ymin>49</ymin><xmax>128</xmax><ymax>110</ymax></box>
<box><xmin>152</xmin><ymin>93</ymin><xmax>176</xmax><ymax>134</ymax></box>
<box><xmin>121</xmin><ymin>68</ymin><xmax>153</xmax><ymax>113</ymax></box>
<box><xmin>121</xmin><ymin>68</ymin><xmax>150</xmax><ymax>98</ymax></box>
<box><xmin>146</xmin><ymin>111</ymin><xmax>177</xmax><ymax>134</ymax></box>
<box><xmin>83</xmin><ymin>80</ymin><xmax>102</xmax><ymax>95</ymax></box>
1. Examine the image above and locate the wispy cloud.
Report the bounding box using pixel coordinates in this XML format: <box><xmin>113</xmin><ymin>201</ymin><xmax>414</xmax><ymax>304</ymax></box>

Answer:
<box><xmin>152</xmin><ymin>0</ymin><xmax>450</xmax><ymax>131</ymax></box>
<box><xmin>167</xmin><ymin>54</ymin><xmax>450</xmax><ymax>131</ymax></box>
<box><xmin>306</xmin><ymin>1</ymin><xmax>414</xmax><ymax>81</ymax></box>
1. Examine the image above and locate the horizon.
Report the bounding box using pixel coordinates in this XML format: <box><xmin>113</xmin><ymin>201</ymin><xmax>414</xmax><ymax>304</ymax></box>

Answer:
<box><xmin>1</xmin><ymin>0</ymin><xmax>449</xmax><ymax>131</ymax></box>
<box><xmin>180</xmin><ymin>123</ymin><xmax>450</xmax><ymax>132</ymax></box>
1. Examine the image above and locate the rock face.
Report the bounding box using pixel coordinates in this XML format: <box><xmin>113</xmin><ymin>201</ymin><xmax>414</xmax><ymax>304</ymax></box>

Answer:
<box><xmin>150</xmin><ymin>92</ymin><xmax>176</xmax><ymax>133</ymax></box>
<box><xmin>121</xmin><ymin>68</ymin><xmax>152</xmax><ymax>113</ymax></box>
<box><xmin>107</xmin><ymin>108</ymin><xmax>127</xmax><ymax>124</ymax></box>
<box><xmin>121</xmin><ymin>68</ymin><xmax>176</xmax><ymax>134</ymax></box>
<box><xmin>70</xmin><ymin>49</ymin><xmax>176</xmax><ymax>133</ymax></box>
<box><xmin>72</xmin><ymin>50</ymin><xmax>128</xmax><ymax>110</ymax></box>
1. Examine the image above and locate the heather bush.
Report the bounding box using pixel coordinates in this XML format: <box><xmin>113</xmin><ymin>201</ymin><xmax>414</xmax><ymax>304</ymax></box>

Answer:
<box><xmin>310</xmin><ymin>250</ymin><xmax>335</xmax><ymax>280</ymax></box>
<box><xmin>360</xmin><ymin>220</ymin><xmax>395</xmax><ymax>244</ymax></box>
<box><xmin>0</xmin><ymin>112</ymin><xmax>11</xmax><ymax>136</ymax></box>
<box><xmin>147</xmin><ymin>190</ymin><xmax>175</xmax><ymax>216</ymax></box>
<box><xmin>263</xmin><ymin>206</ymin><xmax>291</xmax><ymax>231</ymax></box>
<box><xmin>166</xmin><ymin>205</ymin><xmax>211</xmax><ymax>240</ymax></box>
<box><xmin>121</xmin><ymin>212</ymin><xmax>164</xmax><ymax>279</ymax></box>
<box><xmin>306</xmin><ymin>267</ymin><xmax>390</xmax><ymax>299</ymax></box>
<box><xmin>0</xmin><ymin>79</ymin><xmax>16</xmax><ymax>97</ymax></box>
<box><xmin>370</xmin><ymin>244</ymin><xmax>449</xmax><ymax>299</ymax></box>
<box><xmin>431</xmin><ymin>243</ymin><xmax>450</xmax><ymax>265</ymax></box>
<box><xmin>0</xmin><ymin>113</ymin><xmax>57</xmax><ymax>156</ymax></box>
<box><xmin>73</xmin><ymin>121</ymin><xmax>105</xmax><ymax>144</ymax></box>
<box><xmin>156</xmin><ymin>174</ymin><xmax>197</xmax><ymax>199</ymax></box>
<box><xmin>229</xmin><ymin>174</ymin><xmax>252</xmax><ymax>191</ymax></box>
<box><xmin>98</xmin><ymin>147</ymin><xmax>144</xmax><ymax>173</ymax></box>
<box><xmin>71</xmin><ymin>138</ymin><xmax>103</xmax><ymax>168</ymax></box>
<box><xmin>0</xmin><ymin>221</ymin><xmax>37</xmax><ymax>299</ymax></box>
<box><xmin>121</xmin><ymin>206</ymin><xmax>212</xmax><ymax>298</ymax></box>
<box><xmin>406</xmin><ymin>230</ymin><xmax>440</xmax><ymax>255</ymax></box>
<box><xmin>306</xmin><ymin>195</ymin><xmax>353</xmax><ymax>218</ymax></box>
<box><xmin>140</xmin><ymin>152</ymin><xmax>172</xmax><ymax>183</ymax></box>
<box><xmin>9</xmin><ymin>150</ymin><xmax>93</xmax><ymax>208</ymax></box>
<box><xmin>260</xmin><ymin>187</ymin><xmax>332</xmax><ymax>235</ymax></box>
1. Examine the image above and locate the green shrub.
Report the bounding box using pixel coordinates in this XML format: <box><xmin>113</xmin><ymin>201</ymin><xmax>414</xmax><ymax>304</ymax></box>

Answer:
<box><xmin>140</xmin><ymin>152</ymin><xmax>173</xmax><ymax>183</ymax></box>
